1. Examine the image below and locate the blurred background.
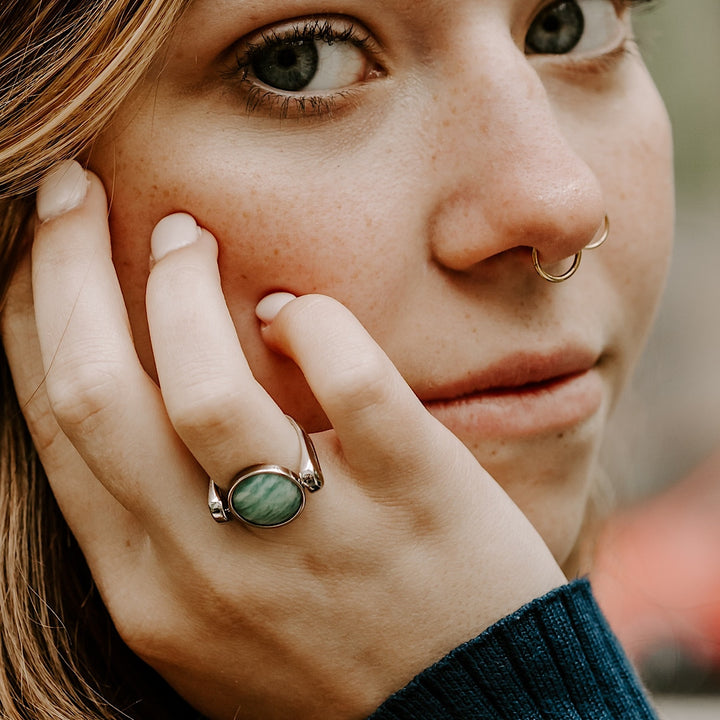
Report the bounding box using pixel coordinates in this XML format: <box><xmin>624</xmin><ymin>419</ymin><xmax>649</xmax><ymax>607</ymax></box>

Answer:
<box><xmin>593</xmin><ymin>1</ymin><xmax>720</xmax><ymax>716</ymax></box>
<box><xmin>605</xmin><ymin>0</ymin><xmax>720</xmax><ymax>498</ymax></box>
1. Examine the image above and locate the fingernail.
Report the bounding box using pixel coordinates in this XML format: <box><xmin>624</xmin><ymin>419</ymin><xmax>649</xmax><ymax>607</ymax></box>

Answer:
<box><xmin>36</xmin><ymin>160</ymin><xmax>89</xmax><ymax>222</ymax></box>
<box><xmin>256</xmin><ymin>292</ymin><xmax>297</xmax><ymax>324</ymax></box>
<box><xmin>150</xmin><ymin>213</ymin><xmax>202</xmax><ymax>262</ymax></box>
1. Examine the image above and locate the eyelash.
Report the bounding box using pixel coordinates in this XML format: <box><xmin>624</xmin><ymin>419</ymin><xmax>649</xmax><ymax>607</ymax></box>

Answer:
<box><xmin>227</xmin><ymin>18</ymin><xmax>379</xmax><ymax>120</ymax></box>
<box><xmin>226</xmin><ymin>1</ymin><xmax>657</xmax><ymax>119</ymax></box>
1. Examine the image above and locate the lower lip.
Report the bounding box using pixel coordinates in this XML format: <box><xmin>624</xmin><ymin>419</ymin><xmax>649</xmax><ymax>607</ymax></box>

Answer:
<box><xmin>423</xmin><ymin>368</ymin><xmax>604</xmax><ymax>439</ymax></box>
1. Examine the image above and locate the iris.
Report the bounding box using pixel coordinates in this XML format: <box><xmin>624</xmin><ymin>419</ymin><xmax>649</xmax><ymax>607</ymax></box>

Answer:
<box><xmin>526</xmin><ymin>1</ymin><xmax>586</xmax><ymax>54</ymax></box>
<box><xmin>252</xmin><ymin>39</ymin><xmax>320</xmax><ymax>91</ymax></box>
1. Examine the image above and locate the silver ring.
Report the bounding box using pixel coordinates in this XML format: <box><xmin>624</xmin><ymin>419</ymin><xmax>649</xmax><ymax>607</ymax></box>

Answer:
<box><xmin>208</xmin><ymin>416</ymin><xmax>324</xmax><ymax>528</ymax></box>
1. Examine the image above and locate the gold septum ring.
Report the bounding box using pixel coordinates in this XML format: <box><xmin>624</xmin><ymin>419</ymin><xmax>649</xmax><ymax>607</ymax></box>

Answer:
<box><xmin>532</xmin><ymin>215</ymin><xmax>610</xmax><ymax>283</ymax></box>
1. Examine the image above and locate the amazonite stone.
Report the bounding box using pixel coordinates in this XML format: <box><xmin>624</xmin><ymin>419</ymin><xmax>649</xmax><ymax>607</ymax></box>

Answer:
<box><xmin>230</xmin><ymin>472</ymin><xmax>303</xmax><ymax>527</ymax></box>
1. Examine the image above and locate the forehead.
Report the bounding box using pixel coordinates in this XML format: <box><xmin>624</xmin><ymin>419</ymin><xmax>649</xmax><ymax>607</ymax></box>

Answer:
<box><xmin>186</xmin><ymin>0</ymin><xmax>454</xmax><ymax>17</ymax></box>
<box><xmin>178</xmin><ymin>0</ymin><xmax>519</xmax><ymax>33</ymax></box>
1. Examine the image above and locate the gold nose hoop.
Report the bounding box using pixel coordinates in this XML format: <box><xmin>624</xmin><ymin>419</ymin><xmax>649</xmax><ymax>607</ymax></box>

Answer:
<box><xmin>532</xmin><ymin>215</ymin><xmax>610</xmax><ymax>283</ymax></box>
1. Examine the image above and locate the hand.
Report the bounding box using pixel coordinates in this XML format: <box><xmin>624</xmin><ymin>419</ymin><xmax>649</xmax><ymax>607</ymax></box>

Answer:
<box><xmin>1</xmin><ymin>164</ymin><xmax>566</xmax><ymax>719</ymax></box>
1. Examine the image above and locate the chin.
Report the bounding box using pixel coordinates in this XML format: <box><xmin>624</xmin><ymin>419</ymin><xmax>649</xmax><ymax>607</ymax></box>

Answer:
<box><xmin>459</xmin><ymin>411</ymin><xmax>605</xmax><ymax>572</ymax></box>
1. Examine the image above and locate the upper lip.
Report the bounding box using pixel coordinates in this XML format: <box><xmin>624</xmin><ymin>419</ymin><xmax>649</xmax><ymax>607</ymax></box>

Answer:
<box><xmin>419</xmin><ymin>348</ymin><xmax>600</xmax><ymax>403</ymax></box>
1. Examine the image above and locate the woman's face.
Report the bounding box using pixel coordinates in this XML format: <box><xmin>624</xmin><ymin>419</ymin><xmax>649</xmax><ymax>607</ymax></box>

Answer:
<box><xmin>89</xmin><ymin>0</ymin><xmax>673</xmax><ymax>565</ymax></box>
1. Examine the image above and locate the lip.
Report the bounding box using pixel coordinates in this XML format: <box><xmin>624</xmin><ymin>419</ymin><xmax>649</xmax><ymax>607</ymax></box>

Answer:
<box><xmin>420</xmin><ymin>349</ymin><xmax>604</xmax><ymax>439</ymax></box>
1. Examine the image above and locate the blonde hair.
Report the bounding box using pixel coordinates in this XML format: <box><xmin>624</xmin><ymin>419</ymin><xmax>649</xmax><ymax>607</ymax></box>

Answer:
<box><xmin>0</xmin><ymin>1</ymin><xmax>197</xmax><ymax>717</ymax></box>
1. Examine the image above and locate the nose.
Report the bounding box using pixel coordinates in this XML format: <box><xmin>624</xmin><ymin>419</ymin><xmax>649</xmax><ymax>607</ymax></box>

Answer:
<box><xmin>427</xmin><ymin>32</ymin><xmax>605</xmax><ymax>274</ymax></box>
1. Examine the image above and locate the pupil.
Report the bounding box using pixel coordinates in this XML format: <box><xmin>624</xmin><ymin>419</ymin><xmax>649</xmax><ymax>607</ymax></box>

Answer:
<box><xmin>526</xmin><ymin>0</ymin><xmax>585</xmax><ymax>55</ymax></box>
<box><xmin>277</xmin><ymin>48</ymin><xmax>298</xmax><ymax>68</ymax></box>
<box><xmin>542</xmin><ymin>16</ymin><xmax>561</xmax><ymax>33</ymax></box>
<box><xmin>252</xmin><ymin>39</ymin><xmax>319</xmax><ymax>92</ymax></box>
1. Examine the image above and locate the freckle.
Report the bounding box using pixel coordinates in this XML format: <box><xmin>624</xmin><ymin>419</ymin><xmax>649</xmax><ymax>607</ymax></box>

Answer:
<box><xmin>556</xmin><ymin>432</ymin><xmax>565</xmax><ymax>439</ymax></box>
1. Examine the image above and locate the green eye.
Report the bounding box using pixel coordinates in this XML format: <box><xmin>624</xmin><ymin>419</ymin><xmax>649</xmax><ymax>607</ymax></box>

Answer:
<box><xmin>526</xmin><ymin>1</ymin><xmax>585</xmax><ymax>54</ymax></box>
<box><xmin>252</xmin><ymin>39</ymin><xmax>320</xmax><ymax>92</ymax></box>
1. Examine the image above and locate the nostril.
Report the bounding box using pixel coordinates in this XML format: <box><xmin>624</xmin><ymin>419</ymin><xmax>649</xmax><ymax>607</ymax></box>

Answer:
<box><xmin>426</xmin><ymin>138</ymin><xmax>606</xmax><ymax>274</ymax></box>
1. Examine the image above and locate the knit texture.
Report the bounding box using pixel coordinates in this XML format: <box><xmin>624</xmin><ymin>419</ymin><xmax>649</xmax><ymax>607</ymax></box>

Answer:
<box><xmin>368</xmin><ymin>579</ymin><xmax>657</xmax><ymax>719</ymax></box>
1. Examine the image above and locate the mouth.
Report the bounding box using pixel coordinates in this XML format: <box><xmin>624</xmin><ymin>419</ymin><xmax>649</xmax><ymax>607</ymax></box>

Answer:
<box><xmin>420</xmin><ymin>350</ymin><xmax>604</xmax><ymax>439</ymax></box>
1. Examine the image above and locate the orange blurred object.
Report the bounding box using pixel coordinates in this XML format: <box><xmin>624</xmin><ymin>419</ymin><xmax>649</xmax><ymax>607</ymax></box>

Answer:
<box><xmin>592</xmin><ymin>450</ymin><xmax>720</xmax><ymax>691</ymax></box>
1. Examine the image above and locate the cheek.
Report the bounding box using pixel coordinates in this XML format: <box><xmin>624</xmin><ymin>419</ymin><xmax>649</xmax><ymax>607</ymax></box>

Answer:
<box><xmin>607</xmin><ymin>96</ymin><xmax>674</xmax><ymax>370</ymax></box>
<box><xmin>568</xmin><ymin>67</ymin><xmax>674</xmax><ymax>388</ymax></box>
<box><xmin>90</xmin><ymin>135</ymin><xmax>423</xmax><ymax>418</ymax></box>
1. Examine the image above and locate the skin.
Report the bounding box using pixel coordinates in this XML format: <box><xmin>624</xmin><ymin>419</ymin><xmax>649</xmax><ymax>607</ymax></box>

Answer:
<box><xmin>93</xmin><ymin>0</ymin><xmax>672</xmax><ymax>561</ymax></box>
<box><xmin>0</xmin><ymin>0</ymin><xmax>672</xmax><ymax>718</ymax></box>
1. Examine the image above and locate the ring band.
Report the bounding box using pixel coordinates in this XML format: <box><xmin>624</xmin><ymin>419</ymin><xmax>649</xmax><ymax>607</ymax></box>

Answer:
<box><xmin>532</xmin><ymin>214</ymin><xmax>609</xmax><ymax>283</ymax></box>
<box><xmin>532</xmin><ymin>248</ymin><xmax>582</xmax><ymax>283</ymax></box>
<box><xmin>583</xmin><ymin>215</ymin><xmax>610</xmax><ymax>250</ymax></box>
<box><xmin>208</xmin><ymin>416</ymin><xmax>324</xmax><ymax>528</ymax></box>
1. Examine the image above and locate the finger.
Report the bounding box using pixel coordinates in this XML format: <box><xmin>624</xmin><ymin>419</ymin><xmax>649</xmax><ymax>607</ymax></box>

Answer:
<box><xmin>31</xmin><ymin>162</ymin><xmax>204</xmax><ymax>524</ymax></box>
<box><xmin>259</xmin><ymin>293</ymin><xmax>450</xmax><ymax>477</ymax></box>
<box><xmin>146</xmin><ymin>213</ymin><xmax>298</xmax><ymax>485</ymax></box>
<box><xmin>0</xmin><ymin>250</ymin><xmax>141</xmax><ymax>565</ymax></box>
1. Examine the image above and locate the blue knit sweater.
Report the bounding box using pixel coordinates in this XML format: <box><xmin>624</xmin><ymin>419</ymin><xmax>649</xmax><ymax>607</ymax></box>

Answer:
<box><xmin>369</xmin><ymin>579</ymin><xmax>657</xmax><ymax>719</ymax></box>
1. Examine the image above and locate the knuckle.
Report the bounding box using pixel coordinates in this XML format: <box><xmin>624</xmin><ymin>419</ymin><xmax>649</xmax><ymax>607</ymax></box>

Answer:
<box><xmin>23</xmin><ymin>390</ymin><xmax>67</xmax><ymax>455</ymax></box>
<box><xmin>113</xmin><ymin>602</ymin><xmax>176</xmax><ymax>663</ymax></box>
<box><xmin>110</xmin><ymin>574</ymin><xmax>240</xmax><ymax>665</ymax></box>
<box><xmin>328</xmin><ymin>351</ymin><xmax>395</xmax><ymax>416</ymax></box>
<box><xmin>45</xmin><ymin>358</ymin><xmax>122</xmax><ymax>433</ymax></box>
<box><xmin>100</xmin><ymin>568</ymin><xmax>179</xmax><ymax>663</ymax></box>
<box><xmin>168</xmin><ymin>385</ymin><xmax>244</xmax><ymax>442</ymax></box>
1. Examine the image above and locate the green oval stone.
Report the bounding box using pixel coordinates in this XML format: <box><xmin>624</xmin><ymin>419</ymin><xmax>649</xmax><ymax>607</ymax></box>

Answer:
<box><xmin>230</xmin><ymin>472</ymin><xmax>303</xmax><ymax>527</ymax></box>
